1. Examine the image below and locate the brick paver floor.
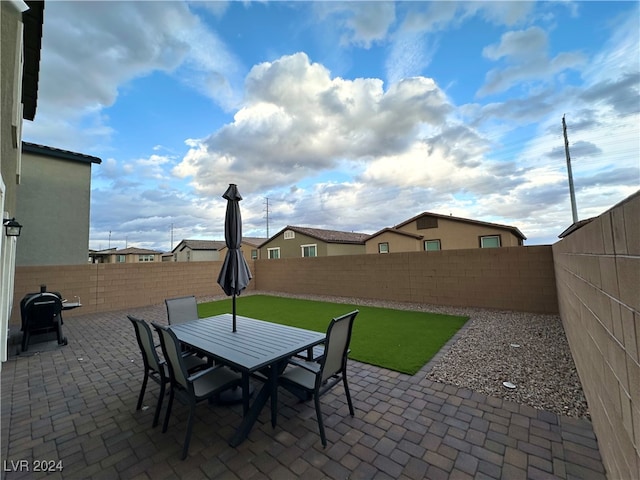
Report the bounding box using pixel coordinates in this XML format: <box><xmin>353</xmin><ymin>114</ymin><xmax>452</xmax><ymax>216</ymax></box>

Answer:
<box><xmin>1</xmin><ymin>302</ymin><xmax>606</xmax><ymax>479</ymax></box>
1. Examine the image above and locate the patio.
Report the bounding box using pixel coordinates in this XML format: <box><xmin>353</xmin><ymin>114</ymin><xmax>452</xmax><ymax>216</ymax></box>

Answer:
<box><xmin>1</xmin><ymin>300</ymin><xmax>606</xmax><ymax>479</ymax></box>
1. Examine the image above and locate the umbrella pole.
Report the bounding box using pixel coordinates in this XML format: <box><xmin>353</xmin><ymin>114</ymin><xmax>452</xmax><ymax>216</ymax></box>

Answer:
<box><xmin>232</xmin><ymin>294</ymin><xmax>237</xmax><ymax>332</ymax></box>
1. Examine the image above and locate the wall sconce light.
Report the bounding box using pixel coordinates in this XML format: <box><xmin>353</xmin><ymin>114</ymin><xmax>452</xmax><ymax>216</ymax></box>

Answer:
<box><xmin>3</xmin><ymin>218</ymin><xmax>23</xmax><ymax>237</ymax></box>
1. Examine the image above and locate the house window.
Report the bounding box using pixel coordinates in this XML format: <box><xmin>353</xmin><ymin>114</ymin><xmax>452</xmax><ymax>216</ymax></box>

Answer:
<box><xmin>378</xmin><ymin>242</ymin><xmax>389</xmax><ymax>254</ymax></box>
<box><xmin>116</xmin><ymin>255</ymin><xmax>126</xmax><ymax>263</ymax></box>
<box><xmin>417</xmin><ymin>216</ymin><xmax>438</xmax><ymax>230</ymax></box>
<box><xmin>301</xmin><ymin>244</ymin><xmax>317</xmax><ymax>257</ymax></box>
<box><xmin>267</xmin><ymin>247</ymin><xmax>280</xmax><ymax>259</ymax></box>
<box><xmin>251</xmin><ymin>249</ymin><xmax>258</xmax><ymax>260</ymax></box>
<box><xmin>424</xmin><ymin>239</ymin><xmax>441</xmax><ymax>251</ymax></box>
<box><xmin>284</xmin><ymin>230</ymin><xmax>295</xmax><ymax>239</ymax></box>
<box><xmin>480</xmin><ymin>235</ymin><xmax>501</xmax><ymax>248</ymax></box>
<box><xmin>138</xmin><ymin>254</ymin><xmax>155</xmax><ymax>262</ymax></box>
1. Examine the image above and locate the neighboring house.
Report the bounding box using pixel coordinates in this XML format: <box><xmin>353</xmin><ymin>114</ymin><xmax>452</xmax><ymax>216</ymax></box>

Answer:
<box><xmin>219</xmin><ymin>236</ymin><xmax>267</xmax><ymax>261</ymax></box>
<box><xmin>259</xmin><ymin>226</ymin><xmax>368</xmax><ymax>259</ymax></box>
<box><xmin>366</xmin><ymin>212</ymin><xmax>526</xmax><ymax>254</ymax></box>
<box><xmin>172</xmin><ymin>239</ymin><xmax>226</xmax><ymax>262</ymax></box>
<box><xmin>1</xmin><ymin>0</ymin><xmax>45</xmax><ymax>363</ymax></box>
<box><xmin>16</xmin><ymin>142</ymin><xmax>101</xmax><ymax>266</ymax></box>
<box><xmin>89</xmin><ymin>247</ymin><xmax>163</xmax><ymax>264</ymax></box>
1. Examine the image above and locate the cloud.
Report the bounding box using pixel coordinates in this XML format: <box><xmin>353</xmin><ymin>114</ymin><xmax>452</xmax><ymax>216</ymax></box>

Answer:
<box><xmin>174</xmin><ymin>53</ymin><xmax>453</xmax><ymax>196</ymax></box>
<box><xmin>23</xmin><ymin>1</ymin><xmax>242</xmax><ymax>152</ymax></box>
<box><xmin>314</xmin><ymin>2</ymin><xmax>396</xmax><ymax>48</ymax></box>
<box><xmin>478</xmin><ymin>27</ymin><xmax>586</xmax><ymax>97</ymax></box>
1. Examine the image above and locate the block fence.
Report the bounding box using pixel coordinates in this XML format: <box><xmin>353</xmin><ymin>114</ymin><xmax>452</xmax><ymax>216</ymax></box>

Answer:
<box><xmin>553</xmin><ymin>190</ymin><xmax>640</xmax><ymax>480</ymax></box>
<box><xmin>10</xmin><ymin>245</ymin><xmax>557</xmax><ymax>328</ymax></box>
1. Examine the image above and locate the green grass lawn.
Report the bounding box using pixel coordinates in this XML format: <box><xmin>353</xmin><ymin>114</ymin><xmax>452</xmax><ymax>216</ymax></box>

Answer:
<box><xmin>198</xmin><ymin>295</ymin><xmax>468</xmax><ymax>375</ymax></box>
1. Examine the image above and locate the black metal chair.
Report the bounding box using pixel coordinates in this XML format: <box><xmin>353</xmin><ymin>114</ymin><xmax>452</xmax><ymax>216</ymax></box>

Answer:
<box><xmin>278</xmin><ymin>310</ymin><xmax>359</xmax><ymax>447</ymax></box>
<box><xmin>20</xmin><ymin>292</ymin><xmax>67</xmax><ymax>352</ymax></box>
<box><xmin>128</xmin><ymin>316</ymin><xmax>208</xmax><ymax>428</ymax></box>
<box><xmin>152</xmin><ymin>322</ymin><xmax>242</xmax><ymax>460</ymax></box>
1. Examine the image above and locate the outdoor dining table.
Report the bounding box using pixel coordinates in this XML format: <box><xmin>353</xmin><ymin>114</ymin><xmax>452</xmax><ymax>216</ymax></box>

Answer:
<box><xmin>168</xmin><ymin>313</ymin><xmax>326</xmax><ymax>447</ymax></box>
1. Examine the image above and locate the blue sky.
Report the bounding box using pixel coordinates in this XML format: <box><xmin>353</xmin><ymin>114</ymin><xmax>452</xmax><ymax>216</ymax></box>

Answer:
<box><xmin>23</xmin><ymin>1</ymin><xmax>640</xmax><ymax>251</ymax></box>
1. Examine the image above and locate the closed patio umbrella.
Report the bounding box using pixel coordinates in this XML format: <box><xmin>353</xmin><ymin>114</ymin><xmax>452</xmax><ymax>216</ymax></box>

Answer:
<box><xmin>217</xmin><ymin>184</ymin><xmax>252</xmax><ymax>332</ymax></box>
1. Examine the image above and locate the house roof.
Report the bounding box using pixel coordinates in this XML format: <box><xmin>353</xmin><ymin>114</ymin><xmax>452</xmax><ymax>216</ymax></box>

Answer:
<box><xmin>89</xmin><ymin>247</ymin><xmax>163</xmax><ymax>257</ymax></box>
<box><xmin>22</xmin><ymin>142</ymin><xmax>102</xmax><ymax>164</ymax></box>
<box><xmin>270</xmin><ymin>226</ymin><xmax>370</xmax><ymax>245</ymax></box>
<box><xmin>173</xmin><ymin>239</ymin><xmax>226</xmax><ymax>253</ymax></box>
<box><xmin>22</xmin><ymin>1</ymin><xmax>45</xmax><ymax>121</ymax></box>
<box><xmin>242</xmin><ymin>237</ymin><xmax>267</xmax><ymax>247</ymax></box>
<box><xmin>111</xmin><ymin>247</ymin><xmax>163</xmax><ymax>255</ymax></box>
<box><xmin>366</xmin><ymin>227</ymin><xmax>423</xmax><ymax>241</ymax></box>
<box><xmin>394</xmin><ymin>212</ymin><xmax>527</xmax><ymax>240</ymax></box>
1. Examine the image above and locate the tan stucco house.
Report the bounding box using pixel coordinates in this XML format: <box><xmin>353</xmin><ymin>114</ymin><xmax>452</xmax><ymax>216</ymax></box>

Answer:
<box><xmin>89</xmin><ymin>247</ymin><xmax>163</xmax><ymax>264</ymax></box>
<box><xmin>16</xmin><ymin>142</ymin><xmax>101</xmax><ymax>266</ymax></box>
<box><xmin>366</xmin><ymin>212</ymin><xmax>526</xmax><ymax>254</ymax></box>
<box><xmin>172</xmin><ymin>239</ymin><xmax>226</xmax><ymax>262</ymax></box>
<box><xmin>259</xmin><ymin>226</ymin><xmax>368</xmax><ymax>259</ymax></box>
<box><xmin>1</xmin><ymin>0</ymin><xmax>44</xmax><ymax>363</ymax></box>
<box><xmin>219</xmin><ymin>237</ymin><xmax>267</xmax><ymax>261</ymax></box>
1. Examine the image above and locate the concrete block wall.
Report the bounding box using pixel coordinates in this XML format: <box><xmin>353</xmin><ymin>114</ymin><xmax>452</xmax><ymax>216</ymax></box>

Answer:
<box><xmin>10</xmin><ymin>261</ymin><xmax>255</xmax><ymax>326</ymax></box>
<box><xmin>254</xmin><ymin>245</ymin><xmax>558</xmax><ymax>313</ymax></box>
<box><xmin>553</xmin><ymin>190</ymin><xmax>639</xmax><ymax>480</ymax></box>
<box><xmin>11</xmin><ymin>245</ymin><xmax>558</xmax><ymax>329</ymax></box>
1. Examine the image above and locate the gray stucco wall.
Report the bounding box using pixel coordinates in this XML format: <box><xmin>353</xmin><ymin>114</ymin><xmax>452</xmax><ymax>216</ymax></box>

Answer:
<box><xmin>15</xmin><ymin>152</ymin><xmax>92</xmax><ymax>266</ymax></box>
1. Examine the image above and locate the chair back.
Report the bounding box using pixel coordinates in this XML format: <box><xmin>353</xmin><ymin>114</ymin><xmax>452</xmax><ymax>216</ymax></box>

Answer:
<box><xmin>128</xmin><ymin>316</ymin><xmax>163</xmax><ymax>373</ymax></box>
<box><xmin>152</xmin><ymin>323</ymin><xmax>190</xmax><ymax>390</ymax></box>
<box><xmin>22</xmin><ymin>293</ymin><xmax>63</xmax><ymax>330</ymax></box>
<box><xmin>165</xmin><ymin>296</ymin><xmax>198</xmax><ymax>325</ymax></box>
<box><xmin>319</xmin><ymin>310</ymin><xmax>358</xmax><ymax>384</ymax></box>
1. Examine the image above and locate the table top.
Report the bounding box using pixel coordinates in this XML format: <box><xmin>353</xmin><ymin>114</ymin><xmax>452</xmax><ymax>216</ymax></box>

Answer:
<box><xmin>169</xmin><ymin>314</ymin><xmax>325</xmax><ymax>372</ymax></box>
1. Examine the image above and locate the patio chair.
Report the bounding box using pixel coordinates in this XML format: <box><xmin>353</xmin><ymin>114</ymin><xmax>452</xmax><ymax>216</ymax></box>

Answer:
<box><xmin>165</xmin><ymin>296</ymin><xmax>198</xmax><ymax>325</ymax></box>
<box><xmin>152</xmin><ymin>322</ymin><xmax>242</xmax><ymax>460</ymax></box>
<box><xmin>20</xmin><ymin>292</ymin><xmax>67</xmax><ymax>352</ymax></box>
<box><xmin>278</xmin><ymin>310</ymin><xmax>359</xmax><ymax>447</ymax></box>
<box><xmin>127</xmin><ymin>316</ymin><xmax>208</xmax><ymax>428</ymax></box>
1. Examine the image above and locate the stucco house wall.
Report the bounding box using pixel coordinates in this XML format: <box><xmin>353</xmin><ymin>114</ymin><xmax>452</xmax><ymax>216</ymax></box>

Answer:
<box><xmin>16</xmin><ymin>144</ymin><xmax>100</xmax><ymax>266</ymax></box>
<box><xmin>396</xmin><ymin>214</ymin><xmax>524</xmax><ymax>249</ymax></box>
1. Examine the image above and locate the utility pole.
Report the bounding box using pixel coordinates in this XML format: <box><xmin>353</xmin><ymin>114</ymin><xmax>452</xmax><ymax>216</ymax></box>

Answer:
<box><xmin>108</xmin><ymin>230</ymin><xmax>111</xmax><ymax>249</ymax></box>
<box><xmin>264</xmin><ymin>197</ymin><xmax>270</xmax><ymax>238</ymax></box>
<box><xmin>170</xmin><ymin>223</ymin><xmax>174</xmax><ymax>251</ymax></box>
<box><xmin>562</xmin><ymin>115</ymin><xmax>578</xmax><ymax>224</ymax></box>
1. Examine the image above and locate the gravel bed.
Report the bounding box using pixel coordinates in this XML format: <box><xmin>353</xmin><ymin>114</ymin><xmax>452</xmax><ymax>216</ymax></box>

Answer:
<box><xmin>201</xmin><ymin>291</ymin><xmax>590</xmax><ymax>420</ymax></box>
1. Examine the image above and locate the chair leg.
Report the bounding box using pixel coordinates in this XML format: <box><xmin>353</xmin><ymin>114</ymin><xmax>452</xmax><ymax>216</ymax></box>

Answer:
<box><xmin>163</xmin><ymin>388</ymin><xmax>174</xmax><ymax>433</ymax></box>
<box><xmin>153</xmin><ymin>382</ymin><xmax>165</xmax><ymax>427</ymax></box>
<box><xmin>182</xmin><ymin>402</ymin><xmax>196</xmax><ymax>460</ymax></box>
<box><xmin>314</xmin><ymin>393</ymin><xmax>327</xmax><ymax>448</ymax></box>
<box><xmin>136</xmin><ymin>372</ymin><xmax>149</xmax><ymax>411</ymax></box>
<box><xmin>343</xmin><ymin>375</ymin><xmax>355</xmax><ymax>417</ymax></box>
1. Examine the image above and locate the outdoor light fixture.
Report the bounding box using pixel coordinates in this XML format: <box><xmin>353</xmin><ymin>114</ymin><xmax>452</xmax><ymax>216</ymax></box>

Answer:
<box><xmin>3</xmin><ymin>218</ymin><xmax>23</xmax><ymax>237</ymax></box>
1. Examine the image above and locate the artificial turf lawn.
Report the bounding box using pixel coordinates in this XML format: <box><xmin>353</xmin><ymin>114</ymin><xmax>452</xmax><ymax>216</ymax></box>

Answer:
<box><xmin>198</xmin><ymin>294</ymin><xmax>468</xmax><ymax>375</ymax></box>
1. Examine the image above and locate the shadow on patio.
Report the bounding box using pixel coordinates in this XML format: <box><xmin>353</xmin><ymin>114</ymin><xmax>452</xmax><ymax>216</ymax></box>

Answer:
<box><xmin>1</xmin><ymin>301</ymin><xmax>606</xmax><ymax>480</ymax></box>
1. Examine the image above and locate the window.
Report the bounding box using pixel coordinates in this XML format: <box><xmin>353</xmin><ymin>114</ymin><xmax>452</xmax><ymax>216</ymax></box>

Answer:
<box><xmin>301</xmin><ymin>244</ymin><xmax>317</xmax><ymax>257</ymax></box>
<box><xmin>251</xmin><ymin>249</ymin><xmax>258</xmax><ymax>260</ymax></box>
<box><xmin>480</xmin><ymin>235</ymin><xmax>501</xmax><ymax>248</ymax></box>
<box><xmin>424</xmin><ymin>239</ymin><xmax>441</xmax><ymax>251</ymax></box>
<box><xmin>267</xmin><ymin>247</ymin><xmax>280</xmax><ymax>259</ymax></box>
<box><xmin>416</xmin><ymin>215</ymin><xmax>438</xmax><ymax>230</ymax></box>
<box><xmin>378</xmin><ymin>242</ymin><xmax>389</xmax><ymax>254</ymax></box>
<box><xmin>116</xmin><ymin>255</ymin><xmax>126</xmax><ymax>263</ymax></box>
<box><xmin>138</xmin><ymin>254</ymin><xmax>155</xmax><ymax>262</ymax></box>
<box><xmin>284</xmin><ymin>230</ymin><xmax>295</xmax><ymax>239</ymax></box>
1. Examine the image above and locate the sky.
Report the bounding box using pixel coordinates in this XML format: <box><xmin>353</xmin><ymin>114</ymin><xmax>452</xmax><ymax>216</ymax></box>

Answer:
<box><xmin>22</xmin><ymin>1</ymin><xmax>640</xmax><ymax>252</ymax></box>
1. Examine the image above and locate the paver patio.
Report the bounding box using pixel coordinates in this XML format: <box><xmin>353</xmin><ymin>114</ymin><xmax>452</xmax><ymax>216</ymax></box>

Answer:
<box><xmin>1</xmin><ymin>300</ymin><xmax>606</xmax><ymax>479</ymax></box>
